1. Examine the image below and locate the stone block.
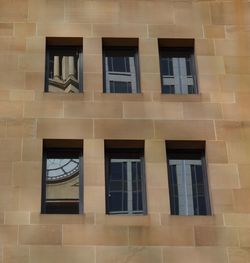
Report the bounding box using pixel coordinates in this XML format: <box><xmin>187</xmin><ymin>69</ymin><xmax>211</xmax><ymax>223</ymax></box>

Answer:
<box><xmin>0</xmin><ymin>187</ymin><xmax>19</xmax><ymax>211</ymax></box>
<box><xmin>0</xmin><ymin>23</ymin><xmax>13</xmax><ymax>36</ymax></box>
<box><xmin>30</xmin><ymin>213</ymin><xmax>94</xmax><ymax>225</ymax></box>
<box><xmin>0</xmin><ymin>102</ymin><xmax>22</xmax><ymax>118</ymax></box>
<box><xmin>183</xmin><ymin>102</ymin><xmax>222</xmax><ymax>120</ymax></box>
<box><xmin>206</xmin><ymin>141</ymin><xmax>228</xmax><ymax>164</ymax></box>
<box><xmin>30</xmin><ymin>246</ymin><xmax>95</xmax><ymax>263</ymax></box>
<box><xmin>24</xmin><ymin>101</ymin><xmax>63</xmax><ymax>118</ymax></box>
<box><xmin>13</xmin><ymin>161</ymin><xmax>41</xmax><ymax>187</ymax></box>
<box><xmin>84</xmin><ymin>186</ymin><xmax>105</xmax><ymax>213</ymax></box>
<box><xmin>197</xmin><ymin>56</ymin><xmax>225</xmax><ymax>75</ymax></box>
<box><xmin>140</xmin><ymin>55</ymin><xmax>160</xmax><ymax>74</ymax></box>
<box><xmin>4</xmin><ymin>211</ymin><xmax>30</xmax><ymax>225</ymax></box>
<box><xmin>208</xmin><ymin>164</ymin><xmax>239</xmax><ymax>189</ymax></box>
<box><xmin>194</xmin><ymin>226</ymin><xmax>238</xmax><ymax>246</ymax></box>
<box><xmin>0</xmin><ymin>139</ymin><xmax>21</xmax><ymax>161</ymax></box>
<box><xmin>37</xmin><ymin>23</ymin><xmax>92</xmax><ymax>37</ymax></box>
<box><xmin>94</xmin><ymin>119</ymin><xmax>154</xmax><ymax>139</ymax></box>
<box><xmin>37</xmin><ymin>118</ymin><xmax>93</xmax><ymax>139</ymax></box>
<box><xmin>14</xmin><ymin>23</ymin><xmax>36</xmax><ymax>37</ymax></box>
<box><xmin>129</xmin><ymin>225</ymin><xmax>194</xmax><ymax>246</ymax></box>
<box><xmin>155</xmin><ymin>120</ymin><xmax>215</xmax><ymax>140</ymax></box>
<box><xmin>211</xmin><ymin>189</ymin><xmax>234</xmax><ymax>213</ymax></box>
<box><xmin>163</xmin><ymin>247</ymin><xmax>227</xmax><ymax>263</ymax></box>
<box><xmin>19</xmin><ymin>186</ymin><xmax>41</xmax><ymax>211</ymax></box>
<box><xmin>65</xmin><ymin>1</ymin><xmax>119</xmax><ymax>24</ymax></box>
<box><xmin>19</xmin><ymin>225</ymin><xmax>62</xmax><ymax>245</ymax></box>
<box><xmin>84</xmin><ymin>54</ymin><xmax>102</xmax><ymax>73</ymax></box>
<box><xmin>234</xmin><ymin>189</ymin><xmax>250</xmax><ymax>213</ymax></box>
<box><xmin>96</xmin><ymin>246</ymin><xmax>162</xmax><ymax>263</ymax></box>
<box><xmin>123</xmin><ymin>102</ymin><xmax>182</xmax><ymax>120</ymax></box>
<box><xmin>95</xmin><ymin>214</ymin><xmax>160</xmax><ymax>226</ymax></box>
<box><xmin>63</xmin><ymin>225</ymin><xmax>128</xmax><ymax>245</ymax></box>
<box><xmin>204</xmin><ymin>25</ymin><xmax>225</xmax><ymax>39</ymax></box>
<box><xmin>22</xmin><ymin>138</ymin><xmax>42</xmax><ymax>161</ymax></box>
<box><xmin>0</xmin><ymin>162</ymin><xmax>12</xmax><ymax>186</ymax></box>
<box><xmin>64</xmin><ymin>101</ymin><xmax>122</xmax><ymax>119</ymax></box>
<box><xmin>93</xmin><ymin>24</ymin><xmax>147</xmax><ymax>38</ymax></box>
<box><xmin>3</xmin><ymin>246</ymin><xmax>29</xmax><ymax>263</ymax></box>
<box><xmin>0</xmin><ymin>226</ymin><xmax>18</xmax><ymax>245</ymax></box>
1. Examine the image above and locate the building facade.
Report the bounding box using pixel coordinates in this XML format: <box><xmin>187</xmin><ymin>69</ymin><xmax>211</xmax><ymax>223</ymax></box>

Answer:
<box><xmin>0</xmin><ymin>0</ymin><xmax>250</xmax><ymax>262</ymax></box>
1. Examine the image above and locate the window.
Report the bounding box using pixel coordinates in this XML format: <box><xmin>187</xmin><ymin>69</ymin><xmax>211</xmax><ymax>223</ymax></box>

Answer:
<box><xmin>159</xmin><ymin>39</ymin><xmax>197</xmax><ymax>94</ymax></box>
<box><xmin>41</xmin><ymin>140</ymin><xmax>83</xmax><ymax>214</ymax></box>
<box><xmin>45</xmin><ymin>37</ymin><xmax>83</xmax><ymax>93</ymax></box>
<box><xmin>105</xmin><ymin>140</ymin><xmax>146</xmax><ymax>215</ymax></box>
<box><xmin>166</xmin><ymin>141</ymin><xmax>211</xmax><ymax>216</ymax></box>
<box><xmin>103</xmin><ymin>38</ymin><xmax>140</xmax><ymax>93</ymax></box>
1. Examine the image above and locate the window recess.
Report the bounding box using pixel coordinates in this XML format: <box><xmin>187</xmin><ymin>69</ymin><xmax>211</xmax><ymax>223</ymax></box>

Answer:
<box><xmin>159</xmin><ymin>39</ymin><xmax>198</xmax><ymax>95</ymax></box>
<box><xmin>45</xmin><ymin>37</ymin><xmax>83</xmax><ymax>93</ymax></box>
<box><xmin>166</xmin><ymin>141</ymin><xmax>211</xmax><ymax>216</ymax></box>
<box><xmin>103</xmin><ymin>38</ymin><xmax>140</xmax><ymax>94</ymax></box>
<box><xmin>41</xmin><ymin>139</ymin><xmax>83</xmax><ymax>214</ymax></box>
<box><xmin>105</xmin><ymin>140</ymin><xmax>147</xmax><ymax>215</ymax></box>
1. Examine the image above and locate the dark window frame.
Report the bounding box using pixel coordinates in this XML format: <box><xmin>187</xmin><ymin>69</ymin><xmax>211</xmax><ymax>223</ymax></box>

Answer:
<box><xmin>159</xmin><ymin>46</ymin><xmax>198</xmax><ymax>95</ymax></box>
<box><xmin>45</xmin><ymin>45</ymin><xmax>83</xmax><ymax>93</ymax></box>
<box><xmin>105</xmin><ymin>148</ymin><xmax>147</xmax><ymax>215</ymax></box>
<box><xmin>102</xmin><ymin>46</ymin><xmax>141</xmax><ymax>93</ymax></box>
<box><xmin>41</xmin><ymin>147</ymin><xmax>83</xmax><ymax>214</ymax></box>
<box><xmin>166</xmin><ymin>148</ymin><xmax>211</xmax><ymax>216</ymax></box>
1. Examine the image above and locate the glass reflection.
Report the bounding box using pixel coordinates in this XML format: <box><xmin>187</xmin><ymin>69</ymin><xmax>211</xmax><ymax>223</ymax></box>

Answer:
<box><xmin>46</xmin><ymin>158</ymin><xmax>80</xmax><ymax>201</ymax></box>
<box><xmin>48</xmin><ymin>48</ymin><xmax>81</xmax><ymax>93</ymax></box>
<box><xmin>104</xmin><ymin>49</ymin><xmax>139</xmax><ymax>93</ymax></box>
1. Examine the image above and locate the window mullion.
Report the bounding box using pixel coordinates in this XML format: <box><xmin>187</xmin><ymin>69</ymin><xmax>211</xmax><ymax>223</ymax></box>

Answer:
<box><xmin>127</xmin><ymin>161</ymin><xmax>133</xmax><ymax>214</ymax></box>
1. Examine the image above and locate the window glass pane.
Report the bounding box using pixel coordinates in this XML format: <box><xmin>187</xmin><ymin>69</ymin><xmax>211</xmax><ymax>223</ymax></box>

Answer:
<box><xmin>160</xmin><ymin>48</ymin><xmax>197</xmax><ymax>94</ymax></box>
<box><xmin>169</xmin><ymin>164</ymin><xmax>179</xmax><ymax>214</ymax></box>
<box><xmin>191</xmin><ymin>164</ymin><xmax>208</xmax><ymax>215</ymax></box>
<box><xmin>162</xmin><ymin>85</ymin><xmax>175</xmax><ymax>94</ymax></box>
<box><xmin>44</xmin><ymin>149</ymin><xmax>81</xmax><ymax>214</ymax></box>
<box><xmin>161</xmin><ymin>57</ymin><xmax>173</xmax><ymax>75</ymax></box>
<box><xmin>133</xmin><ymin>191</ymin><xmax>143</xmax><ymax>212</ymax></box>
<box><xmin>168</xmin><ymin>155</ymin><xmax>209</xmax><ymax>216</ymax></box>
<box><xmin>186</xmin><ymin>57</ymin><xmax>192</xmax><ymax>76</ymax></box>
<box><xmin>46</xmin><ymin>157</ymin><xmax>79</xmax><ymax>200</ymax></box>
<box><xmin>108</xmin><ymin>56</ymin><xmax>130</xmax><ymax>72</ymax></box>
<box><xmin>109</xmin><ymin>192</ymin><xmax>128</xmax><ymax>213</ymax></box>
<box><xmin>104</xmin><ymin>49</ymin><xmax>139</xmax><ymax>93</ymax></box>
<box><xmin>47</xmin><ymin>47</ymin><xmax>81</xmax><ymax>93</ymax></box>
<box><xmin>188</xmin><ymin>85</ymin><xmax>195</xmax><ymax>94</ymax></box>
<box><xmin>109</xmin><ymin>161</ymin><xmax>128</xmax><ymax>213</ymax></box>
<box><xmin>110</xmin><ymin>81</ymin><xmax>132</xmax><ymax>93</ymax></box>
<box><xmin>197</xmin><ymin>196</ymin><xmax>207</xmax><ymax>215</ymax></box>
<box><xmin>132</xmin><ymin>161</ymin><xmax>142</xmax><ymax>212</ymax></box>
<box><xmin>107</xmin><ymin>157</ymin><xmax>145</xmax><ymax>214</ymax></box>
<box><xmin>110</xmin><ymin>162</ymin><xmax>124</xmax><ymax>180</ymax></box>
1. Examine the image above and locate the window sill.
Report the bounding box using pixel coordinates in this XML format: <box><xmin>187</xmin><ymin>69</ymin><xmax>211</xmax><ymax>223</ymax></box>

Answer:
<box><xmin>152</xmin><ymin>93</ymin><xmax>210</xmax><ymax>102</ymax></box>
<box><xmin>160</xmin><ymin>213</ymin><xmax>222</xmax><ymax>226</ymax></box>
<box><xmin>39</xmin><ymin>91</ymin><xmax>92</xmax><ymax>101</ymax></box>
<box><xmin>94</xmin><ymin>92</ymin><xmax>151</xmax><ymax>102</ymax></box>
<box><xmin>96</xmin><ymin>213</ymin><xmax>156</xmax><ymax>226</ymax></box>
<box><xmin>32</xmin><ymin>212</ymin><xmax>94</xmax><ymax>224</ymax></box>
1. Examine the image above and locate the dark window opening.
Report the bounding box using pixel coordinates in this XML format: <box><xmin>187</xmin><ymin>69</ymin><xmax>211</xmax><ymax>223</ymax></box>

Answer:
<box><xmin>103</xmin><ymin>39</ymin><xmax>140</xmax><ymax>93</ymax></box>
<box><xmin>110</xmin><ymin>81</ymin><xmax>132</xmax><ymax>93</ymax></box>
<box><xmin>166</xmin><ymin>141</ymin><xmax>211</xmax><ymax>216</ymax></box>
<box><xmin>42</xmin><ymin>140</ymin><xmax>83</xmax><ymax>214</ymax></box>
<box><xmin>162</xmin><ymin>85</ymin><xmax>175</xmax><ymax>94</ymax></box>
<box><xmin>45</xmin><ymin>37</ymin><xmax>83</xmax><ymax>93</ymax></box>
<box><xmin>105</xmin><ymin>140</ymin><xmax>146</xmax><ymax>215</ymax></box>
<box><xmin>159</xmin><ymin>39</ymin><xmax>198</xmax><ymax>94</ymax></box>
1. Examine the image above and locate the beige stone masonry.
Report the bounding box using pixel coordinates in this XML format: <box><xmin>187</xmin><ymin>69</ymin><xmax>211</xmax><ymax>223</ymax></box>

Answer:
<box><xmin>0</xmin><ymin>0</ymin><xmax>249</xmax><ymax>262</ymax></box>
